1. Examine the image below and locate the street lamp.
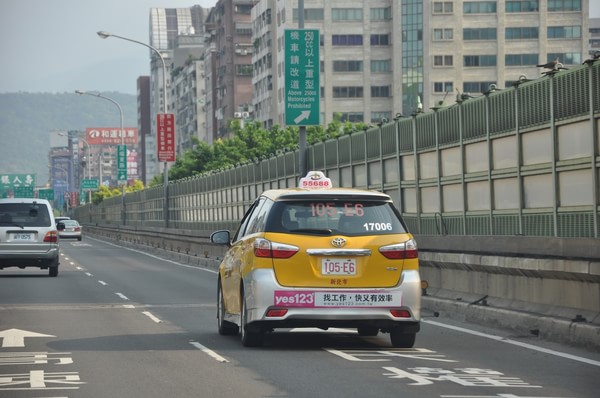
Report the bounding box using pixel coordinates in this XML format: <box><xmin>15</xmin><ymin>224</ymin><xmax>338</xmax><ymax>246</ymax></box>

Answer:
<box><xmin>75</xmin><ymin>90</ymin><xmax>126</xmax><ymax>224</ymax></box>
<box><xmin>97</xmin><ymin>30</ymin><xmax>170</xmax><ymax>227</ymax></box>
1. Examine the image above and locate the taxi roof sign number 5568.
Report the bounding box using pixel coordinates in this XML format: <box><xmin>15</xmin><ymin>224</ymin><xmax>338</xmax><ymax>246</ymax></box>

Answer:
<box><xmin>285</xmin><ymin>29</ymin><xmax>320</xmax><ymax>126</ymax></box>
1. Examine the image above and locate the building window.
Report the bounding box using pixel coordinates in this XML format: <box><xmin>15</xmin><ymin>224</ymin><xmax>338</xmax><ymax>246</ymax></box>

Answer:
<box><xmin>333</xmin><ymin>60</ymin><xmax>363</xmax><ymax>72</ymax></box>
<box><xmin>464</xmin><ymin>81</ymin><xmax>497</xmax><ymax>93</ymax></box>
<box><xmin>236</xmin><ymin>64</ymin><xmax>253</xmax><ymax>76</ymax></box>
<box><xmin>338</xmin><ymin>112</ymin><xmax>364</xmax><ymax>122</ymax></box>
<box><xmin>434</xmin><ymin>82</ymin><xmax>454</xmax><ymax>93</ymax></box>
<box><xmin>433</xmin><ymin>28</ymin><xmax>453</xmax><ymax>40</ymax></box>
<box><xmin>463</xmin><ymin>1</ymin><xmax>497</xmax><ymax>14</ymax></box>
<box><xmin>332</xmin><ymin>35</ymin><xmax>363</xmax><ymax>46</ymax></box>
<box><xmin>547</xmin><ymin>52</ymin><xmax>582</xmax><ymax>65</ymax></box>
<box><xmin>506</xmin><ymin>0</ymin><xmax>539</xmax><ymax>12</ymax></box>
<box><xmin>370</xmin><ymin>34</ymin><xmax>390</xmax><ymax>45</ymax></box>
<box><xmin>235</xmin><ymin>22</ymin><xmax>252</xmax><ymax>36</ymax></box>
<box><xmin>463</xmin><ymin>28</ymin><xmax>497</xmax><ymax>40</ymax></box>
<box><xmin>292</xmin><ymin>8</ymin><xmax>324</xmax><ymax>21</ymax></box>
<box><xmin>433</xmin><ymin>2</ymin><xmax>454</xmax><ymax>13</ymax></box>
<box><xmin>332</xmin><ymin>8</ymin><xmax>363</xmax><ymax>21</ymax></box>
<box><xmin>371</xmin><ymin>59</ymin><xmax>392</xmax><ymax>72</ymax></box>
<box><xmin>505</xmin><ymin>27</ymin><xmax>539</xmax><ymax>39</ymax></box>
<box><xmin>464</xmin><ymin>55</ymin><xmax>497</xmax><ymax>67</ymax></box>
<box><xmin>333</xmin><ymin>86</ymin><xmax>364</xmax><ymax>98</ymax></box>
<box><xmin>548</xmin><ymin>0</ymin><xmax>581</xmax><ymax>12</ymax></box>
<box><xmin>371</xmin><ymin>86</ymin><xmax>391</xmax><ymax>97</ymax></box>
<box><xmin>547</xmin><ymin>25</ymin><xmax>582</xmax><ymax>39</ymax></box>
<box><xmin>370</xmin><ymin>7</ymin><xmax>391</xmax><ymax>20</ymax></box>
<box><xmin>505</xmin><ymin>53</ymin><xmax>539</xmax><ymax>66</ymax></box>
<box><xmin>433</xmin><ymin>55</ymin><xmax>454</xmax><ymax>66</ymax></box>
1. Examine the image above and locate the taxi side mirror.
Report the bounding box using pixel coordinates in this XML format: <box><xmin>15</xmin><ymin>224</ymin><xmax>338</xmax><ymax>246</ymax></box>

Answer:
<box><xmin>210</xmin><ymin>230</ymin><xmax>231</xmax><ymax>246</ymax></box>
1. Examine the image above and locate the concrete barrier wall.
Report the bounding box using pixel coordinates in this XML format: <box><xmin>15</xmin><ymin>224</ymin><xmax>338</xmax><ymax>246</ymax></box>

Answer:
<box><xmin>84</xmin><ymin>224</ymin><xmax>600</xmax><ymax>319</ymax></box>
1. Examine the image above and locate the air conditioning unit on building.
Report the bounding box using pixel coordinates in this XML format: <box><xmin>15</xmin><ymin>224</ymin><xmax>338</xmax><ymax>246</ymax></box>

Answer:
<box><xmin>242</xmin><ymin>112</ymin><xmax>250</xmax><ymax>118</ymax></box>
<box><xmin>234</xmin><ymin>112</ymin><xmax>242</xmax><ymax>118</ymax></box>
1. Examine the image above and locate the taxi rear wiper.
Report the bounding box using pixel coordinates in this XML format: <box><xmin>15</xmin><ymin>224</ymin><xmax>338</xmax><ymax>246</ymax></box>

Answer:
<box><xmin>287</xmin><ymin>228</ymin><xmax>333</xmax><ymax>235</ymax></box>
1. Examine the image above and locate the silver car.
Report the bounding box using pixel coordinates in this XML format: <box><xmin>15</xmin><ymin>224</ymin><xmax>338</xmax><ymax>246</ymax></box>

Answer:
<box><xmin>0</xmin><ymin>198</ymin><xmax>60</xmax><ymax>277</ymax></box>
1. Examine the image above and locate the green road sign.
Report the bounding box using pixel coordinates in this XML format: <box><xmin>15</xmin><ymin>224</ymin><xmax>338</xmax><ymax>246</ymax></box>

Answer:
<box><xmin>285</xmin><ymin>29</ymin><xmax>320</xmax><ymax>126</ymax></box>
<box><xmin>81</xmin><ymin>179</ymin><xmax>99</xmax><ymax>191</ymax></box>
<box><xmin>13</xmin><ymin>186</ymin><xmax>34</xmax><ymax>198</ymax></box>
<box><xmin>117</xmin><ymin>145</ymin><xmax>127</xmax><ymax>182</ymax></box>
<box><xmin>1</xmin><ymin>173</ymin><xmax>36</xmax><ymax>190</ymax></box>
<box><xmin>38</xmin><ymin>189</ymin><xmax>54</xmax><ymax>200</ymax></box>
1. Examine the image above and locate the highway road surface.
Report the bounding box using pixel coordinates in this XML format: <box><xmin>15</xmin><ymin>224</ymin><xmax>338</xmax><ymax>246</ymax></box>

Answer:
<box><xmin>1</xmin><ymin>236</ymin><xmax>599</xmax><ymax>398</ymax></box>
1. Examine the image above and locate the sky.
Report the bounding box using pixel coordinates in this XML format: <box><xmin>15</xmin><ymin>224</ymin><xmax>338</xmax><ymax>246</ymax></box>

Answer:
<box><xmin>0</xmin><ymin>0</ymin><xmax>599</xmax><ymax>95</ymax></box>
<box><xmin>0</xmin><ymin>0</ymin><xmax>216</xmax><ymax>95</ymax></box>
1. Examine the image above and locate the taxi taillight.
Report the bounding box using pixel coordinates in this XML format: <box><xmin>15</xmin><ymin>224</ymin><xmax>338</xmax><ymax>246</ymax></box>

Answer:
<box><xmin>379</xmin><ymin>239</ymin><xmax>418</xmax><ymax>259</ymax></box>
<box><xmin>254</xmin><ymin>238</ymin><xmax>299</xmax><ymax>259</ymax></box>
<box><xmin>44</xmin><ymin>231</ymin><xmax>59</xmax><ymax>243</ymax></box>
<box><xmin>390</xmin><ymin>309</ymin><xmax>412</xmax><ymax>318</ymax></box>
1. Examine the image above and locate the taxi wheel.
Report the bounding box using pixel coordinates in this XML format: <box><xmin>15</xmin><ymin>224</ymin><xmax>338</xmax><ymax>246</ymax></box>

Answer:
<box><xmin>357</xmin><ymin>326</ymin><xmax>379</xmax><ymax>337</ymax></box>
<box><xmin>217</xmin><ymin>281</ymin><xmax>238</xmax><ymax>335</ymax></box>
<box><xmin>240</xmin><ymin>292</ymin><xmax>263</xmax><ymax>347</ymax></box>
<box><xmin>390</xmin><ymin>329</ymin><xmax>416</xmax><ymax>348</ymax></box>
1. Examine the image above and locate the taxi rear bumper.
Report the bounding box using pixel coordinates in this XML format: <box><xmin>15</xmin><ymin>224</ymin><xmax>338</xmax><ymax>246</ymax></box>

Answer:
<box><xmin>243</xmin><ymin>268</ymin><xmax>422</xmax><ymax>332</ymax></box>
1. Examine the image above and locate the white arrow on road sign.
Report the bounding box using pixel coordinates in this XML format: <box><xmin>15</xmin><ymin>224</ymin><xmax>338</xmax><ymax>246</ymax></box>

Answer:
<box><xmin>294</xmin><ymin>110</ymin><xmax>311</xmax><ymax>124</ymax></box>
<box><xmin>0</xmin><ymin>328</ymin><xmax>55</xmax><ymax>347</ymax></box>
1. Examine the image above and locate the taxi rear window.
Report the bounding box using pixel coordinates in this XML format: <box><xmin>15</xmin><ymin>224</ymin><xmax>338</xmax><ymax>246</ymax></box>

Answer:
<box><xmin>267</xmin><ymin>200</ymin><xmax>408</xmax><ymax>235</ymax></box>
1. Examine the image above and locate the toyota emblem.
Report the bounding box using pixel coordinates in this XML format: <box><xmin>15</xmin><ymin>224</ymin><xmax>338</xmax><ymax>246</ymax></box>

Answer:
<box><xmin>331</xmin><ymin>237</ymin><xmax>346</xmax><ymax>247</ymax></box>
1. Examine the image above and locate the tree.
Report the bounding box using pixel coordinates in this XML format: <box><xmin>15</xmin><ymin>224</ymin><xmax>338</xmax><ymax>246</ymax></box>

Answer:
<box><xmin>154</xmin><ymin>117</ymin><xmax>367</xmax><ymax>185</ymax></box>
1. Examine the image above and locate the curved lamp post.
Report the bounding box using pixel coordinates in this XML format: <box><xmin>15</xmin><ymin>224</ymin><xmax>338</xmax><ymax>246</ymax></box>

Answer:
<box><xmin>97</xmin><ymin>30</ymin><xmax>170</xmax><ymax>227</ymax></box>
<box><xmin>75</xmin><ymin>90</ymin><xmax>126</xmax><ymax>224</ymax></box>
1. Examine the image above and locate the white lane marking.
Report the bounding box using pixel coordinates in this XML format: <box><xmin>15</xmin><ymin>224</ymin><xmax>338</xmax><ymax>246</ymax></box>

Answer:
<box><xmin>115</xmin><ymin>293</ymin><xmax>129</xmax><ymax>300</ymax></box>
<box><xmin>85</xmin><ymin>272</ymin><xmax>93</xmax><ymax>277</ymax></box>
<box><xmin>424</xmin><ymin>319</ymin><xmax>600</xmax><ymax>367</ymax></box>
<box><xmin>123</xmin><ymin>304</ymin><xmax>136</xmax><ymax>309</ymax></box>
<box><xmin>142</xmin><ymin>311</ymin><xmax>162</xmax><ymax>323</ymax></box>
<box><xmin>87</xmin><ymin>236</ymin><xmax>218</xmax><ymax>274</ymax></box>
<box><xmin>189</xmin><ymin>341</ymin><xmax>229</xmax><ymax>363</ymax></box>
<box><xmin>98</xmin><ymin>281</ymin><xmax>107</xmax><ymax>286</ymax></box>
<box><xmin>76</xmin><ymin>266</ymin><xmax>83</xmax><ymax>270</ymax></box>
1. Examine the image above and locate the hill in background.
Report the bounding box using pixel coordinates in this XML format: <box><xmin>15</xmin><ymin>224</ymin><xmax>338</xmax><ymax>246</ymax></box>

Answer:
<box><xmin>0</xmin><ymin>92</ymin><xmax>137</xmax><ymax>184</ymax></box>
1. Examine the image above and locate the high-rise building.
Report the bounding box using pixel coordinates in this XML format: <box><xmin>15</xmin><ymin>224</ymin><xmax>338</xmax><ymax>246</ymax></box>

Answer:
<box><xmin>204</xmin><ymin>0</ymin><xmax>258</xmax><ymax>139</ymax></box>
<box><xmin>147</xmin><ymin>6</ymin><xmax>210</xmax><ymax>182</ymax></box>
<box><xmin>251</xmin><ymin>0</ymin><xmax>590</xmax><ymax>127</ymax></box>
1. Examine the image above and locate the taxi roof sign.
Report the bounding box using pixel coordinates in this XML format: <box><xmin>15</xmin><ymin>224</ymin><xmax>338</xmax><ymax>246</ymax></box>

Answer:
<box><xmin>299</xmin><ymin>171</ymin><xmax>332</xmax><ymax>190</ymax></box>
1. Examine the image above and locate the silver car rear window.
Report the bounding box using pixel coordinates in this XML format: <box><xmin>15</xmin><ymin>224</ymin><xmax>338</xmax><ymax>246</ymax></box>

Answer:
<box><xmin>0</xmin><ymin>203</ymin><xmax>52</xmax><ymax>227</ymax></box>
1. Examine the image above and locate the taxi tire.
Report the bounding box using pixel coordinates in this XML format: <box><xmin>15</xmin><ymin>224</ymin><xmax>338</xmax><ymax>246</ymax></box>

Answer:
<box><xmin>240</xmin><ymin>291</ymin><xmax>263</xmax><ymax>347</ymax></box>
<box><xmin>49</xmin><ymin>266</ymin><xmax>58</xmax><ymax>277</ymax></box>
<box><xmin>217</xmin><ymin>281</ymin><xmax>238</xmax><ymax>335</ymax></box>
<box><xmin>390</xmin><ymin>329</ymin><xmax>416</xmax><ymax>348</ymax></box>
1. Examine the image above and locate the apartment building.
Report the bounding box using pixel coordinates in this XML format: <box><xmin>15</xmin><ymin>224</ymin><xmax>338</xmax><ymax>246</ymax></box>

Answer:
<box><xmin>204</xmin><ymin>0</ymin><xmax>258</xmax><ymax>139</ymax></box>
<box><xmin>147</xmin><ymin>6</ymin><xmax>210</xmax><ymax>181</ymax></box>
<box><xmin>251</xmin><ymin>0</ymin><xmax>589</xmax><ymax>127</ymax></box>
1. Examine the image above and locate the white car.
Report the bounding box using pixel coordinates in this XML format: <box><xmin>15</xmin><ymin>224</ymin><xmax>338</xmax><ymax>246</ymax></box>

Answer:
<box><xmin>0</xmin><ymin>198</ymin><xmax>60</xmax><ymax>277</ymax></box>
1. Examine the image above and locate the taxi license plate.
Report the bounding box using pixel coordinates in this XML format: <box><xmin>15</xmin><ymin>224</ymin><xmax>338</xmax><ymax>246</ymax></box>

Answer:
<box><xmin>321</xmin><ymin>258</ymin><xmax>356</xmax><ymax>275</ymax></box>
<box><xmin>11</xmin><ymin>233</ymin><xmax>34</xmax><ymax>241</ymax></box>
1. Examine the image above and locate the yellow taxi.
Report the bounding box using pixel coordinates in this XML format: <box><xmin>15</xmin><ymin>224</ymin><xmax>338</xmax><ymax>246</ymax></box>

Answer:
<box><xmin>210</xmin><ymin>171</ymin><xmax>422</xmax><ymax>347</ymax></box>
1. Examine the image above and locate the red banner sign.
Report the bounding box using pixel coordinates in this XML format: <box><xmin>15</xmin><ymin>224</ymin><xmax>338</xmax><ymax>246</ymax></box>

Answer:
<box><xmin>86</xmin><ymin>128</ymin><xmax>138</xmax><ymax>145</ymax></box>
<box><xmin>157</xmin><ymin>114</ymin><xmax>176</xmax><ymax>162</ymax></box>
